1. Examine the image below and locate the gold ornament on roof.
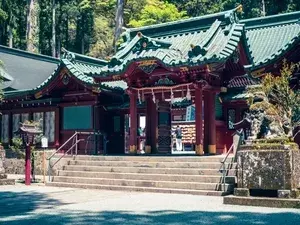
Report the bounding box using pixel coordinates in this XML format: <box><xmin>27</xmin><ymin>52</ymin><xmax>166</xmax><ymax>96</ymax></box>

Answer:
<box><xmin>237</xmin><ymin>4</ymin><xmax>243</xmax><ymax>13</ymax></box>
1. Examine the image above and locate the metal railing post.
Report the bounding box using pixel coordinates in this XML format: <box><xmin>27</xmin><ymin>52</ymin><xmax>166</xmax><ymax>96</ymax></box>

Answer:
<box><xmin>223</xmin><ymin>163</ymin><xmax>226</xmax><ymax>192</ymax></box>
<box><xmin>48</xmin><ymin>159</ymin><xmax>51</xmax><ymax>182</ymax></box>
<box><xmin>75</xmin><ymin>132</ymin><xmax>78</xmax><ymax>155</ymax></box>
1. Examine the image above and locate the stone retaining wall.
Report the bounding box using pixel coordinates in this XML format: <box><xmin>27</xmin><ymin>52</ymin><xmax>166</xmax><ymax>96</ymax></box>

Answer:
<box><xmin>0</xmin><ymin>150</ymin><xmax>5</xmax><ymax>174</ymax></box>
<box><xmin>3</xmin><ymin>149</ymin><xmax>71</xmax><ymax>176</ymax></box>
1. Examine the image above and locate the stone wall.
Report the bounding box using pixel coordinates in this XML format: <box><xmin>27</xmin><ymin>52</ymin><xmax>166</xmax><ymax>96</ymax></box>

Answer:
<box><xmin>293</xmin><ymin>150</ymin><xmax>300</xmax><ymax>189</ymax></box>
<box><xmin>0</xmin><ymin>150</ymin><xmax>5</xmax><ymax>174</ymax></box>
<box><xmin>237</xmin><ymin>148</ymin><xmax>300</xmax><ymax>190</ymax></box>
<box><xmin>3</xmin><ymin>149</ymin><xmax>71</xmax><ymax>176</ymax></box>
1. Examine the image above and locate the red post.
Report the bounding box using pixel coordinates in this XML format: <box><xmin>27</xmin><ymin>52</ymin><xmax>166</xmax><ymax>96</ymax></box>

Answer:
<box><xmin>55</xmin><ymin>107</ymin><xmax>60</xmax><ymax>148</ymax></box>
<box><xmin>206</xmin><ymin>91</ymin><xmax>216</xmax><ymax>154</ymax></box>
<box><xmin>195</xmin><ymin>85</ymin><xmax>203</xmax><ymax>155</ymax></box>
<box><xmin>129</xmin><ymin>90</ymin><xmax>137</xmax><ymax>154</ymax></box>
<box><xmin>145</xmin><ymin>96</ymin><xmax>152</xmax><ymax>154</ymax></box>
<box><xmin>25</xmin><ymin>144</ymin><xmax>31</xmax><ymax>185</ymax></box>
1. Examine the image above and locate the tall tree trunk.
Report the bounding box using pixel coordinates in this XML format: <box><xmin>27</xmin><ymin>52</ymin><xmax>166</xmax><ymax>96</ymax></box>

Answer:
<box><xmin>26</xmin><ymin>0</ymin><xmax>38</xmax><ymax>52</ymax></box>
<box><xmin>26</xmin><ymin>0</ymin><xmax>34</xmax><ymax>51</ymax></box>
<box><xmin>57</xmin><ymin>37</ymin><xmax>61</xmax><ymax>58</ymax></box>
<box><xmin>52</xmin><ymin>0</ymin><xmax>56</xmax><ymax>57</ymax></box>
<box><xmin>8</xmin><ymin>24</ymin><xmax>13</xmax><ymax>48</ymax></box>
<box><xmin>113</xmin><ymin>0</ymin><xmax>124</xmax><ymax>53</ymax></box>
<box><xmin>262</xmin><ymin>0</ymin><xmax>266</xmax><ymax>17</ymax></box>
<box><xmin>66</xmin><ymin>15</ymin><xmax>69</xmax><ymax>49</ymax></box>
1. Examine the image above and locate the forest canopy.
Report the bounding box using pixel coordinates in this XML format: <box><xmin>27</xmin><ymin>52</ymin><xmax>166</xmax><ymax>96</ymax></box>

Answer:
<box><xmin>0</xmin><ymin>0</ymin><xmax>300</xmax><ymax>58</ymax></box>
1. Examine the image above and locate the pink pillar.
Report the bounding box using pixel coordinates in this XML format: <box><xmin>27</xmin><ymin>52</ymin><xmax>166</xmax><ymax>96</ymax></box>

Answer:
<box><xmin>25</xmin><ymin>144</ymin><xmax>31</xmax><ymax>185</ymax></box>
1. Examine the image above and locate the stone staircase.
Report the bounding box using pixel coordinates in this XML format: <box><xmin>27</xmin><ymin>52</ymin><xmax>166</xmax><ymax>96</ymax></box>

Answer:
<box><xmin>47</xmin><ymin>155</ymin><xmax>236</xmax><ymax>196</ymax></box>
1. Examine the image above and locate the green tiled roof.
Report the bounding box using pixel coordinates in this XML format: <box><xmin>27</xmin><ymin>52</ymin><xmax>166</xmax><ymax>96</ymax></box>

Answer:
<box><xmin>0</xmin><ymin>45</ymin><xmax>59</xmax><ymax>91</ymax></box>
<box><xmin>242</xmin><ymin>11</ymin><xmax>300</xmax><ymax>70</ymax></box>
<box><xmin>4</xmin><ymin>8</ymin><xmax>300</xmax><ymax>100</ymax></box>
<box><xmin>2</xmin><ymin>50</ymin><xmax>123</xmax><ymax>99</ymax></box>
<box><xmin>89</xmin><ymin>7</ymin><xmax>244</xmax><ymax>77</ymax></box>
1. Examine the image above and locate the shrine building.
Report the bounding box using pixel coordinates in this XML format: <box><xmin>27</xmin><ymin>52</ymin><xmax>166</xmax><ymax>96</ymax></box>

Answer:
<box><xmin>1</xmin><ymin>6</ymin><xmax>300</xmax><ymax>155</ymax></box>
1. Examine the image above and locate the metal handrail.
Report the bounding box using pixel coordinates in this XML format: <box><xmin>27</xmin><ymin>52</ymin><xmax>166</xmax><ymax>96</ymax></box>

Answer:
<box><xmin>47</xmin><ymin>131</ymin><xmax>97</xmax><ymax>182</ymax></box>
<box><xmin>48</xmin><ymin>132</ymin><xmax>78</xmax><ymax>160</ymax></box>
<box><xmin>220</xmin><ymin>144</ymin><xmax>234</xmax><ymax>192</ymax></box>
<box><xmin>48</xmin><ymin>138</ymin><xmax>84</xmax><ymax>181</ymax></box>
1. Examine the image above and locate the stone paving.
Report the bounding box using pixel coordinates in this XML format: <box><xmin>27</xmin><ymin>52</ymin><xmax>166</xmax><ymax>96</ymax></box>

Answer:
<box><xmin>0</xmin><ymin>184</ymin><xmax>299</xmax><ymax>225</ymax></box>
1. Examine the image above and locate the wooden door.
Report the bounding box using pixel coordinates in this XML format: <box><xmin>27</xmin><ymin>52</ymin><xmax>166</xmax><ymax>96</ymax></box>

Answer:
<box><xmin>157</xmin><ymin>101</ymin><xmax>171</xmax><ymax>154</ymax></box>
<box><xmin>105</xmin><ymin>112</ymin><xmax>125</xmax><ymax>155</ymax></box>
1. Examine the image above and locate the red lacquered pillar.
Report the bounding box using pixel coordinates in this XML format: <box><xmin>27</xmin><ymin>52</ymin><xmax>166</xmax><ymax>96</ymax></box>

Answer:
<box><xmin>195</xmin><ymin>85</ymin><xmax>204</xmax><ymax>155</ymax></box>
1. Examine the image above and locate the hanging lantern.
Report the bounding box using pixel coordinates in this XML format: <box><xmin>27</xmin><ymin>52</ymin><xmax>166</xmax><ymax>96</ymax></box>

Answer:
<box><xmin>171</xmin><ymin>88</ymin><xmax>174</xmax><ymax>104</ymax></box>
<box><xmin>152</xmin><ymin>89</ymin><xmax>156</xmax><ymax>103</ymax></box>
<box><xmin>141</xmin><ymin>90</ymin><xmax>145</xmax><ymax>102</ymax></box>
<box><xmin>162</xmin><ymin>88</ymin><xmax>165</xmax><ymax>101</ymax></box>
<box><xmin>186</xmin><ymin>85</ymin><xmax>191</xmax><ymax>101</ymax></box>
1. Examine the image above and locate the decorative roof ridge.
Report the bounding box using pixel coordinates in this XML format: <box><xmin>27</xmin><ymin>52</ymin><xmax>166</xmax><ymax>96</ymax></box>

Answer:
<box><xmin>61</xmin><ymin>47</ymin><xmax>108</xmax><ymax>66</ymax></box>
<box><xmin>0</xmin><ymin>45</ymin><xmax>60</xmax><ymax>64</ymax></box>
<box><xmin>241</xmin><ymin>11</ymin><xmax>300</xmax><ymax>29</ymax></box>
<box><xmin>109</xmin><ymin>33</ymin><xmax>173</xmax><ymax>67</ymax></box>
<box><xmin>126</xmin><ymin>6</ymin><xmax>242</xmax><ymax>38</ymax></box>
<box><xmin>218</xmin><ymin>22</ymin><xmax>244</xmax><ymax>59</ymax></box>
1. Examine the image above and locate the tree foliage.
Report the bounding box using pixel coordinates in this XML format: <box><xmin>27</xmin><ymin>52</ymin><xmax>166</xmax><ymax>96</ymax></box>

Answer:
<box><xmin>1</xmin><ymin>0</ymin><xmax>300</xmax><ymax>57</ymax></box>
<box><xmin>128</xmin><ymin>0</ymin><xmax>187</xmax><ymax>27</ymax></box>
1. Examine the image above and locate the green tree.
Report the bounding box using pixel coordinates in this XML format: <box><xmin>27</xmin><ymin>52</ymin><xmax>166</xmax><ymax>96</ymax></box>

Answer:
<box><xmin>128</xmin><ymin>0</ymin><xmax>187</xmax><ymax>27</ymax></box>
<box><xmin>89</xmin><ymin>16</ymin><xmax>114</xmax><ymax>58</ymax></box>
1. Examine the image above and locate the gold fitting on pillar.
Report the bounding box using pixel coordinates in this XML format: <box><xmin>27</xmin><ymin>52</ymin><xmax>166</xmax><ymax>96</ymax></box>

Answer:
<box><xmin>129</xmin><ymin>145</ymin><xmax>137</xmax><ymax>154</ymax></box>
<box><xmin>208</xmin><ymin>145</ymin><xmax>216</xmax><ymax>154</ymax></box>
<box><xmin>195</xmin><ymin>144</ymin><xmax>204</xmax><ymax>155</ymax></box>
<box><xmin>145</xmin><ymin>145</ymin><xmax>151</xmax><ymax>154</ymax></box>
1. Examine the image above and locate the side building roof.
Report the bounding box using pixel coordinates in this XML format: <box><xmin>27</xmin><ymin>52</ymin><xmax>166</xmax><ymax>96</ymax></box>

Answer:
<box><xmin>242</xmin><ymin>11</ymin><xmax>300</xmax><ymax>71</ymax></box>
<box><xmin>0</xmin><ymin>45</ymin><xmax>60</xmax><ymax>91</ymax></box>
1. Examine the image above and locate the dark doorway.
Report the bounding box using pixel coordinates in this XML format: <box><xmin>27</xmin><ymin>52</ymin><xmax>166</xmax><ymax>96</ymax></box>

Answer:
<box><xmin>157</xmin><ymin>101</ymin><xmax>172</xmax><ymax>154</ymax></box>
<box><xmin>104</xmin><ymin>112</ymin><xmax>125</xmax><ymax>154</ymax></box>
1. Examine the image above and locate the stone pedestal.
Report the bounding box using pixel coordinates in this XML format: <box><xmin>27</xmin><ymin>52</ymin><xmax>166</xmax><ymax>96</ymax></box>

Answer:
<box><xmin>236</xmin><ymin>146</ymin><xmax>300</xmax><ymax>196</ymax></box>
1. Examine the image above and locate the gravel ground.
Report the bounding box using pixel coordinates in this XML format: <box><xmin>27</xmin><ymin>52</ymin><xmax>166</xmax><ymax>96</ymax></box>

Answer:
<box><xmin>0</xmin><ymin>184</ymin><xmax>299</xmax><ymax>225</ymax></box>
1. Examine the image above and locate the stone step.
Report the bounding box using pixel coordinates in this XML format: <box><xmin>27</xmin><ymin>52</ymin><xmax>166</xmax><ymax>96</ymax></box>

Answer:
<box><xmin>68</xmin><ymin>160</ymin><xmax>236</xmax><ymax>169</ymax></box>
<box><xmin>0</xmin><ymin>179</ymin><xmax>15</xmax><ymax>185</ymax></box>
<box><xmin>47</xmin><ymin>182</ymin><xmax>230</xmax><ymax>196</ymax></box>
<box><xmin>74</xmin><ymin>155</ymin><xmax>234</xmax><ymax>163</ymax></box>
<box><xmin>52</xmin><ymin>176</ymin><xmax>234</xmax><ymax>191</ymax></box>
<box><xmin>64</xmin><ymin>165</ymin><xmax>237</xmax><ymax>176</ymax></box>
<box><xmin>0</xmin><ymin>174</ymin><xmax>7</xmax><ymax>179</ymax></box>
<box><xmin>224</xmin><ymin>195</ymin><xmax>300</xmax><ymax>208</ymax></box>
<box><xmin>57</xmin><ymin>170</ymin><xmax>236</xmax><ymax>183</ymax></box>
